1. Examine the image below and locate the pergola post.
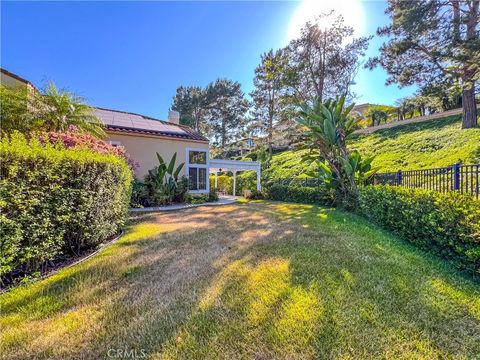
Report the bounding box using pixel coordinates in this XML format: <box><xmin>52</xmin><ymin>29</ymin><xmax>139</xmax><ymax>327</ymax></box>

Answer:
<box><xmin>209</xmin><ymin>159</ymin><xmax>261</xmax><ymax>197</ymax></box>
<box><xmin>233</xmin><ymin>170</ymin><xmax>237</xmax><ymax>196</ymax></box>
<box><xmin>256</xmin><ymin>169</ymin><xmax>261</xmax><ymax>190</ymax></box>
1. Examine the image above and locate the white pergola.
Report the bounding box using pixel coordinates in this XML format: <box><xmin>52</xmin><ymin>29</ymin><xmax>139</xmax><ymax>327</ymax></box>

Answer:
<box><xmin>209</xmin><ymin>159</ymin><xmax>261</xmax><ymax>195</ymax></box>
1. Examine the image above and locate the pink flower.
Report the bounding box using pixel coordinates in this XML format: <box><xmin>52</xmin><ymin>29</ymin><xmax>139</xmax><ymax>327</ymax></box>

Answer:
<box><xmin>37</xmin><ymin>128</ymin><xmax>137</xmax><ymax>170</ymax></box>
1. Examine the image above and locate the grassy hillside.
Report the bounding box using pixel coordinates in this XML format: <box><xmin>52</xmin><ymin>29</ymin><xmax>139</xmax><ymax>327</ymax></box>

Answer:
<box><xmin>265</xmin><ymin>115</ymin><xmax>480</xmax><ymax>178</ymax></box>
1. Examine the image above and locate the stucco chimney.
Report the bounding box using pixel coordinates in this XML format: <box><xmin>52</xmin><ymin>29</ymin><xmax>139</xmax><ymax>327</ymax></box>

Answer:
<box><xmin>168</xmin><ymin>110</ymin><xmax>180</xmax><ymax>124</ymax></box>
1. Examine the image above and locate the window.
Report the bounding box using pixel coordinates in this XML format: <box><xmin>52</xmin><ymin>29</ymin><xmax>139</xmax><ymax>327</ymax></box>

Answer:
<box><xmin>198</xmin><ymin>168</ymin><xmax>207</xmax><ymax>190</ymax></box>
<box><xmin>188</xmin><ymin>168</ymin><xmax>198</xmax><ymax>190</ymax></box>
<box><xmin>189</xmin><ymin>151</ymin><xmax>206</xmax><ymax>164</ymax></box>
<box><xmin>187</xmin><ymin>149</ymin><xmax>208</xmax><ymax>192</ymax></box>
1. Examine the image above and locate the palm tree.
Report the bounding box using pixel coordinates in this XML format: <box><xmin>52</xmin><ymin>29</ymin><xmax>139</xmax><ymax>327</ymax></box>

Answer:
<box><xmin>0</xmin><ymin>85</ymin><xmax>44</xmax><ymax>136</ymax></box>
<box><xmin>367</xmin><ymin>108</ymin><xmax>388</xmax><ymax>126</ymax></box>
<box><xmin>40</xmin><ymin>82</ymin><xmax>105</xmax><ymax>137</ymax></box>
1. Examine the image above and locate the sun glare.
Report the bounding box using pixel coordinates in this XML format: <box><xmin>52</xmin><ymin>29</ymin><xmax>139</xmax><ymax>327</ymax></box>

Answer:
<box><xmin>286</xmin><ymin>0</ymin><xmax>365</xmax><ymax>43</ymax></box>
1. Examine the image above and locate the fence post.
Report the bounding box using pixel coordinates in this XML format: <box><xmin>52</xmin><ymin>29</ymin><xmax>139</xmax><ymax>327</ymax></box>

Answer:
<box><xmin>396</xmin><ymin>170</ymin><xmax>402</xmax><ymax>186</ymax></box>
<box><xmin>453</xmin><ymin>163</ymin><xmax>460</xmax><ymax>190</ymax></box>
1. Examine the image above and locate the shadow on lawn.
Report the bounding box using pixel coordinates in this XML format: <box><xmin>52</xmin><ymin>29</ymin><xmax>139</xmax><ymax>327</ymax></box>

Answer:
<box><xmin>153</xmin><ymin>202</ymin><xmax>479</xmax><ymax>359</ymax></box>
<box><xmin>1</xmin><ymin>201</ymin><xmax>479</xmax><ymax>359</ymax></box>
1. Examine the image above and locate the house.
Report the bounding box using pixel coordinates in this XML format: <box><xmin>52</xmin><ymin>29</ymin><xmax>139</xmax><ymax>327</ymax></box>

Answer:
<box><xmin>96</xmin><ymin>108</ymin><xmax>261</xmax><ymax>194</ymax></box>
<box><xmin>352</xmin><ymin>103</ymin><xmax>373</xmax><ymax>116</ymax></box>
<box><xmin>1</xmin><ymin>68</ymin><xmax>261</xmax><ymax>194</ymax></box>
<box><xmin>225</xmin><ymin>137</ymin><xmax>257</xmax><ymax>157</ymax></box>
<box><xmin>1</xmin><ymin>68</ymin><xmax>37</xmax><ymax>92</ymax></box>
<box><xmin>95</xmin><ymin>107</ymin><xmax>211</xmax><ymax>193</ymax></box>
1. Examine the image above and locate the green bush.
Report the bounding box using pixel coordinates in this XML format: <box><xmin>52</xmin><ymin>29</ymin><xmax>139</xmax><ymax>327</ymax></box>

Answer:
<box><xmin>133</xmin><ymin>176</ymin><xmax>189</xmax><ymax>207</ymax></box>
<box><xmin>208</xmin><ymin>188</ymin><xmax>219</xmax><ymax>202</ymax></box>
<box><xmin>236</xmin><ymin>171</ymin><xmax>257</xmax><ymax>196</ymax></box>
<box><xmin>0</xmin><ymin>132</ymin><xmax>133</xmax><ymax>280</ymax></box>
<box><xmin>265</xmin><ymin>184</ymin><xmax>334</xmax><ymax>205</ymax></box>
<box><xmin>139</xmin><ymin>152</ymin><xmax>187</xmax><ymax>206</ymax></box>
<box><xmin>209</xmin><ymin>175</ymin><xmax>233</xmax><ymax>194</ymax></box>
<box><xmin>359</xmin><ymin>185</ymin><xmax>480</xmax><ymax>274</ymax></box>
<box><xmin>244</xmin><ymin>189</ymin><xmax>265</xmax><ymax>200</ymax></box>
<box><xmin>186</xmin><ymin>189</ymin><xmax>219</xmax><ymax>205</ymax></box>
<box><xmin>186</xmin><ymin>194</ymin><xmax>208</xmax><ymax>204</ymax></box>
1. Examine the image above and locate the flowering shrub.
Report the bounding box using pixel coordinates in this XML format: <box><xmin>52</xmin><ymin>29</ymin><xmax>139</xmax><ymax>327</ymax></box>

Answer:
<box><xmin>39</xmin><ymin>125</ymin><xmax>138</xmax><ymax>170</ymax></box>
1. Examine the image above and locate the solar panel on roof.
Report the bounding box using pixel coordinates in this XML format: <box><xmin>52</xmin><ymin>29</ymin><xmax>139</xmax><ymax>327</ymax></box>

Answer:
<box><xmin>95</xmin><ymin>108</ymin><xmax>186</xmax><ymax>135</ymax></box>
<box><xmin>95</xmin><ymin>110</ymin><xmax>115</xmax><ymax>125</ymax></box>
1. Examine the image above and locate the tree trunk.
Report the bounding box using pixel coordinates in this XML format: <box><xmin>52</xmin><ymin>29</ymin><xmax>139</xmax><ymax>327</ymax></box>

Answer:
<box><xmin>268</xmin><ymin>118</ymin><xmax>273</xmax><ymax>157</ymax></box>
<box><xmin>461</xmin><ymin>85</ymin><xmax>478</xmax><ymax>128</ymax></box>
<box><xmin>452</xmin><ymin>0</ymin><xmax>460</xmax><ymax>44</ymax></box>
<box><xmin>268</xmin><ymin>98</ymin><xmax>274</xmax><ymax>157</ymax></box>
<box><xmin>461</xmin><ymin>1</ymin><xmax>479</xmax><ymax>129</ymax></box>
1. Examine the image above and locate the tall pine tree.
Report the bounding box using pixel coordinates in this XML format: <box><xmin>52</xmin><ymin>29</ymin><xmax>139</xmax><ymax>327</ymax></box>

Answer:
<box><xmin>171</xmin><ymin>86</ymin><xmax>208</xmax><ymax>133</ymax></box>
<box><xmin>250</xmin><ymin>49</ymin><xmax>289</xmax><ymax>156</ymax></box>
<box><xmin>205</xmin><ymin>79</ymin><xmax>249</xmax><ymax>148</ymax></box>
<box><xmin>367</xmin><ymin>0</ymin><xmax>479</xmax><ymax>128</ymax></box>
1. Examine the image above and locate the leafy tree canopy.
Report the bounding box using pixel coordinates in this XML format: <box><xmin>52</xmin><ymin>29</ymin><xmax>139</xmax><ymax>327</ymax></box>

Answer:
<box><xmin>171</xmin><ymin>86</ymin><xmax>208</xmax><ymax>133</ymax></box>
<box><xmin>0</xmin><ymin>82</ymin><xmax>105</xmax><ymax>138</ymax></box>
<box><xmin>284</xmin><ymin>12</ymin><xmax>371</xmax><ymax>104</ymax></box>
<box><xmin>250</xmin><ymin>49</ymin><xmax>291</xmax><ymax>156</ymax></box>
<box><xmin>206</xmin><ymin>79</ymin><xmax>250</xmax><ymax>148</ymax></box>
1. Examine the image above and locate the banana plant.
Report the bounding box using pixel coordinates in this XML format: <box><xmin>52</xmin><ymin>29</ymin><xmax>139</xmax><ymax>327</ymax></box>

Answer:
<box><xmin>145</xmin><ymin>152</ymin><xmax>185</xmax><ymax>205</ymax></box>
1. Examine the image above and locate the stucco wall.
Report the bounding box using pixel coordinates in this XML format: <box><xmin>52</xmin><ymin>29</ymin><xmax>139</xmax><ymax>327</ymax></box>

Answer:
<box><xmin>106</xmin><ymin>131</ymin><xmax>209</xmax><ymax>179</ymax></box>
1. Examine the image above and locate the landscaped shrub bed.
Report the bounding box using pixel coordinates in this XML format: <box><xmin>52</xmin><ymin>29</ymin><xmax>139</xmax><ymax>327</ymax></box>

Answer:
<box><xmin>185</xmin><ymin>189</ymin><xmax>219</xmax><ymax>204</ymax></box>
<box><xmin>244</xmin><ymin>189</ymin><xmax>265</xmax><ymax>200</ymax></box>
<box><xmin>265</xmin><ymin>184</ymin><xmax>334</xmax><ymax>205</ymax></box>
<box><xmin>0</xmin><ymin>132</ymin><xmax>133</xmax><ymax>284</ymax></box>
<box><xmin>359</xmin><ymin>185</ymin><xmax>480</xmax><ymax>274</ymax></box>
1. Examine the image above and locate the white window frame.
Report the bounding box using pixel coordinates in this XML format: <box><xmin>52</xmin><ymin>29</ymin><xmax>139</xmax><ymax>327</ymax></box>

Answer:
<box><xmin>185</xmin><ymin>147</ymin><xmax>210</xmax><ymax>194</ymax></box>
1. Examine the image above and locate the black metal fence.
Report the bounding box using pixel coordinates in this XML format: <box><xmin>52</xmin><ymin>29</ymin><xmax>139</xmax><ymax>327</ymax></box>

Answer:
<box><xmin>267</xmin><ymin>163</ymin><xmax>479</xmax><ymax>199</ymax></box>
<box><xmin>374</xmin><ymin>163</ymin><xmax>480</xmax><ymax>199</ymax></box>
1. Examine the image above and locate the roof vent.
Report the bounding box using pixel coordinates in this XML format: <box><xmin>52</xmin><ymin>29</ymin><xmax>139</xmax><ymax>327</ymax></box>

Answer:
<box><xmin>168</xmin><ymin>110</ymin><xmax>180</xmax><ymax>124</ymax></box>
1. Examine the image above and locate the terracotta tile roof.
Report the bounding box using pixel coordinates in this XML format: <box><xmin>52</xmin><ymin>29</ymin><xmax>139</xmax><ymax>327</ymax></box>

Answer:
<box><xmin>95</xmin><ymin>107</ymin><xmax>208</xmax><ymax>142</ymax></box>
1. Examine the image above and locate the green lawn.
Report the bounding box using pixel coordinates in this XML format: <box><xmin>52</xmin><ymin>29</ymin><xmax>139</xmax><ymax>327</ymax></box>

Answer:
<box><xmin>1</xmin><ymin>201</ymin><xmax>479</xmax><ymax>359</ymax></box>
<box><xmin>264</xmin><ymin>115</ymin><xmax>480</xmax><ymax>178</ymax></box>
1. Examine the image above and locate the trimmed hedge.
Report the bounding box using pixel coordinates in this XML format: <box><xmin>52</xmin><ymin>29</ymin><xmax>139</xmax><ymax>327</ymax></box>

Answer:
<box><xmin>359</xmin><ymin>185</ymin><xmax>480</xmax><ymax>274</ymax></box>
<box><xmin>265</xmin><ymin>184</ymin><xmax>334</xmax><ymax>205</ymax></box>
<box><xmin>0</xmin><ymin>133</ymin><xmax>133</xmax><ymax>279</ymax></box>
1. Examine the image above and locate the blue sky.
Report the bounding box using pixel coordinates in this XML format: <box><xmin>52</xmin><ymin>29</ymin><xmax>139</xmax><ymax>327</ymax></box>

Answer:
<box><xmin>1</xmin><ymin>1</ymin><xmax>416</xmax><ymax>120</ymax></box>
